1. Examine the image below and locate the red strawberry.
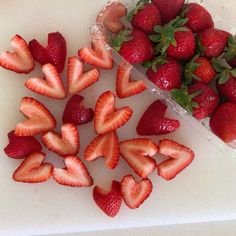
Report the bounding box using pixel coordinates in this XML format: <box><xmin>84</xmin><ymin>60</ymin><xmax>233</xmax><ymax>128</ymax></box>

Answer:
<box><xmin>67</xmin><ymin>56</ymin><xmax>100</xmax><ymax>95</ymax></box>
<box><xmin>0</xmin><ymin>34</ymin><xmax>34</xmax><ymax>74</ymax></box>
<box><xmin>15</xmin><ymin>97</ymin><xmax>56</xmax><ymax>136</ymax></box>
<box><xmin>84</xmin><ymin>131</ymin><xmax>119</xmax><ymax>169</ymax></box>
<box><xmin>121</xmin><ymin>175</ymin><xmax>152</xmax><ymax>209</ymax></box>
<box><xmin>29</xmin><ymin>32</ymin><xmax>66</xmax><ymax>73</ymax></box>
<box><xmin>13</xmin><ymin>152</ymin><xmax>53</xmax><ymax>183</ymax></box>
<box><xmin>53</xmin><ymin>156</ymin><xmax>93</xmax><ymax>187</ymax></box>
<box><xmin>157</xmin><ymin>139</ymin><xmax>195</xmax><ymax>180</ymax></box>
<box><xmin>41</xmin><ymin>123</ymin><xmax>79</xmax><ymax>157</ymax></box>
<box><xmin>96</xmin><ymin>2</ymin><xmax>127</xmax><ymax>33</ymax></box>
<box><xmin>112</xmin><ymin>29</ymin><xmax>154</xmax><ymax>64</ymax></box>
<box><xmin>93</xmin><ymin>180</ymin><xmax>122</xmax><ymax>217</ymax></box>
<box><xmin>116</xmin><ymin>62</ymin><xmax>146</xmax><ymax>98</ymax></box>
<box><xmin>4</xmin><ymin>130</ymin><xmax>42</xmax><ymax>159</ymax></box>
<box><xmin>119</xmin><ymin>139</ymin><xmax>158</xmax><ymax>178</ymax></box>
<box><xmin>137</xmin><ymin>100</ymin><xmax>180</xmax><ymax>135</ymax></box>
<box><xmin>94</xmin><ymin>91</ymin><xmax>133</xmax><ymax>134</ymax></box>
<box><xmin>62</xmin><ymin>95</ymin><xmax>94</xmax><ymax>126</ymax></box>
<box><xmin>25</xmin><ymin>63</ymin><xmax>66</xmax><ymax>99</ymax></box>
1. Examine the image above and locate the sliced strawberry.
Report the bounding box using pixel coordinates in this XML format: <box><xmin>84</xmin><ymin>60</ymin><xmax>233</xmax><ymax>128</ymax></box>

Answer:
<box><xmin>84</xmin><ymin>131</ymin><xmax>119</xmax><ymax>169</ymax></box>
<box><xmin>62</xmin><ymin>95</ymin><xmax>94</xmax><ymax>126</ymax></box>
<box><xmin>157</xmin><ymin>139</ymin><xmax>195</xmax><ymax>180</ymax></box>
<box><xmin>13</xmin><ymin>152</ymin><xmax>53</xmax><ymax>183</ymax></box>
<box><xmin>121</xmin><ymin>175</ymin><xmax>153</xmax><ymax>209</ymax></box>
<box><xmin>41</xmin><ymin>123</ymin><xmax>79</xmax><ymax>157</ymax></box>
<box><xmin>15</xmin><ymin>97</ymin><xmax>56</xmax><ymax>136</ymax></box>
<box><xmin>116</xmin><ymin>62</ymin><xmax>147</xmax><ymax>98</ymax></box>
<box><xmin>25</xmin><ymin>63</ymin><xmax>66</xmax><ymax>99</ymax></box>
<box><xmin>93</xmin><ymin>180</ymin><xmax>122</xmax><ymax>217</ymax></box>
<box><xmin>119</xmin><ymin>139</ymin><xmax>158</xmax><ymax>178</ymax></box>
<box><xmin>53</xmin><ymin>156</ymin><xmax>93</xmax><ymax>187</ymax></box>
<box><xmin>95</xmin><ymin>91</ymin><xmax>133</xmax><ymax>134</ymax></box>
<box><xmin>4</xmin><ymin>130</ymin><xmax>42</xmax><ymax>159</ymax></box>
<box><xmin>67</xmin><ymin>56</ymin><xmax>100</xmax><ymax>95</ymax></box>
<box><xmin>0</xmin><ymin>34</ymin><xmax>34</xmax><ymax>74</ymax></box>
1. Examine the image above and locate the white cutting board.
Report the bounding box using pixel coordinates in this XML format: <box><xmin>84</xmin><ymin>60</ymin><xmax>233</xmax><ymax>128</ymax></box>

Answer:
<box><xmin>0</xmin><ymin>1</ymin><xmax>236</xmax><ymax>235</ymax></box>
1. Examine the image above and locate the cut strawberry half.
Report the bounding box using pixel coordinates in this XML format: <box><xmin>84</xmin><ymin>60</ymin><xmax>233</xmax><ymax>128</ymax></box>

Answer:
<box><xmin>94</xmin><ymin>90</ymin><xmax>133</xmax><ymax>134</ymax></box>
<box><xmin>121</xmin><ymin>175</ymin><xmax>153</xmax><ymax>209</ymax></box>
<box><xmin>84</xmin><ymin>131</ymin><xmax>119</xmax><ymax>169</ymax></box>
<box><xmin>116</xmin><ymin>62</ymin><xmax>147</xmax><ymax>98</ymax></box>
<box><xmin>0</xmin><ymin>34</ymin><xmax>34</xmax><ymax>74</ymax></box>
<box><xmin>41</xmin><ymin>123</ymin><xmax>79</xmax><ymax>157</ymax></box>
<box><xmin>93</xmin><ymin>180</ymin><xmax>122</xmax><ymax>217</ymax></box>
<box><xmin>13</xmin><ymin>152</ymin><xmax>53</xmax><ymax>183</ymax></box>
<box><xmin>15</xmin><ymin>97</ymin><xmax>56</xmax><ymax>136</ymax></box>
<box><xmin>53</xmin><ymin>156</ymin><xmax>93</xmax><ymax>187</ymax></box>
<box><xmin>67</xmin><ymin>56</ymin><xmax>100</xmax><ymax>95</ymax></box>
<box><xmin>25</xmin><ymin>63</ymin><xmax>66</xmax><ymax>99</ymax></box>
<box><xmin>157</xmin><ymin>139</ymin><xmax>195</xmax><ymax>180</ymax></box>
<box><xmin>119</xmin><ymin>139</ymin><xmax>158</xmax><ymax>178</ymax></box>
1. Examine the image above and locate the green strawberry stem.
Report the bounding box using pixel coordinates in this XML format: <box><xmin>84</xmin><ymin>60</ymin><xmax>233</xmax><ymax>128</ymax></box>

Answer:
<box><xmin>112</xmin><ymin>29</ymin><xmax>133</xmax><ymax>51</ymax></box>
<box><xmin>224</xmin><ymin>35</ymin><xmax>236</xmax><ymax>61</ymax></box>
<box><xmin>127</xmin><ymin>0</ymin><xmax>150</xmax><ymax>21</ymax></box>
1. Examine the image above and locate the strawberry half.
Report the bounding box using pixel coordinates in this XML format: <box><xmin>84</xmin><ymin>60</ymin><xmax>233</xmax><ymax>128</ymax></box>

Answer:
<box><xmin>94</xmin><ymin>91</ymin><xmax>133</xmax><ymax>134</ymax></box>
<box><xmin>15</xmin><ymin>97</ymin><xmax>56</xmax><ymax>136</ymax></box>
<box><xmin>67</xmin><ymin>56</ymin><xmax>100</xmax><ymax>95</ymax></box>
<box><xmin>25</xmin><ymin>63</ymin><xmax>66</xmax><ymax>99</ymax></box>
<box><xmin>0</xmin><ymin>34</ymin><xmax>34</xmax><ymax>74</ymax></box>
<box><xmin>121</xmin><ymin>175</ymin><xmax>153</xmax><ymax>209</ymax></box>
<box><xmin>119</xmin><ymin>139</ymin><xmax>158</xmax><ymax>178</ymax></box>
<box><xmin>93</xmin><ymin>180</ymin><xmax>122</xmax><ymax>217</ymax></box>
<box><xmin>53</xmin><ymin>156</ymin><xmax>93</xmax><ymax>187</ymax></box>
<box><xmin>84</xmin><ymin>131</ymin><xmax>119</xmax><ymax>169</ymax></box>
<box><xmin>13</xmin><ymin>152</ymin><xmax>53</xmax><ymax>183</ymax></box>
<box><xmin>157</xmin><ymin>139</ymin><xmax>195</xmax><ymax>180</ymax></box>
<box><xmin>41</xmin><ymin>123</ymin><xmax>79</xmax><ymax>157</ymax></box>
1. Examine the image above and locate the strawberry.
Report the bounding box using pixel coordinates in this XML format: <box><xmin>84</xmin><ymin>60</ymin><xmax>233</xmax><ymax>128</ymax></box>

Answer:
<box><xmin>41</xmin><ymin>123</ymin><xmax>79</xmax><ymax>157</ymax></box>
<box><xmin>53</xmin><ymin>156</ymin><xmax>93</xmax><ymax>187</ymax></box>
<box><xmin>93</xmin><ymin>180</ymin><xmax>122</xmax><ymax>217</ymax></box>
<box><xmin>67</xmin><ymin>56</ymin><xmax>100</xmax><ymax>95</ymax></box>
<box><xmin>0</xmin><ymin>34</ymin><xmax>34</xmax><ymax>74</ymax></box>
<box><xmin>94</xmin><ymin>91</ymin><xmax>133</xmax><ymax>134</ymax></box>
<box><xmin>96</xmin><ymin>2</ymin><xmax>127</xmax><ymax>33</ymax></box>
<box><xmin>137</xmin><ymin>100</ymin><xmax>180</xmax><ymax>135</ymax></box>
<box><xmin>15</xmin><ymin>97</ymin><xmax>56</xmax><ymax>136</ymax></box>
<box><xmin>29</xmin><ymin>32</ymin><xmax>66</xmax><ymax>73</ymax></box>
<box><xmin>84</xmin><ymin>131</ymin><xmax>119</xmax><ymax>169</ymax></box>
<box><xmin>112</xmin><ymin>29</ymin><xmax>154</xmax><ymax>64</ymax></box>
<box><xmin>121</xmin><ymin>175</ymin><xmax>152</xmax><ymax>209</ymax></box>
<box><xmin>157</xmin><ymin>139</ymin><xmax>195</xmax><ymax>180</ymax></box>
<box><xmin>13</xmin><ymin>152</ymin><xmax>53</xmax><ymax>183</ymax></box>
<box><xmin>119</xmin><ymin>139</ymin><xmax>158</xmax><ymax>178</ymax></box>
<box><xmin>4</xmin><ymin>130</ymin><xmax>42</xmax><ymax>159</ymax></box>
<box><xmin>62</xmin><ymin>95</ymin><xmax>94</xmax><ymax>126</ymax></box>
<box><xmin>25</xmin><ymin>63</ymin><xmax>66</xmax><ymax>99</ymax></box>
<box><xmin>116</xmin><ymin>61</ymin><xmax>146</xmax><ymax>98</ymax></box>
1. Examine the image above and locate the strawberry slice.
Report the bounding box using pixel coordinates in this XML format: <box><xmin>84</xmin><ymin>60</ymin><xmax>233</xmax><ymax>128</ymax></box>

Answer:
<box><xmin>116</xmin><ymin>62</ymin><xmax>147</xmax><ymax>98</ymax></box>
<box><xmin>67</xmin><ymin>56</ymin><xmax>100</xmax><ymax>95</ymax></box>
<box><xmin>119</xmin><ymin>139</ymin><xmax>158</xmax><ymax>178</ymax></box>
<box><xmin>41</xmin><ymin>123</ymin><xmax>79</xmax><ymax>157</ymax></box>
<box><xmin>93</xmin><ymin>180</ymin><xmax>122</xmax><ymax>217</ymax></box>
<box><xmin>84</xmin><ymin>131</ymin><xmax>119</xmax><ymax>169</ymax></box>
<box><xmin>121</xmin><ymin>175</ymin><xmax>153</xmax><ymax>209</ymax></box>
<box><xmin>94</xmin><ymin>90</ymin><xmax>133</xmax><ymax>134</ymax></box>
<box><xmin>25</xmin><ymin>63</ymin><xmax>66</xmax><ymax>99</ymax></box>
<box><xmin>13</xmin><ymin>152</ymin><xmax>53</xmax><ymax>183</ymax></box>
<box><xmin>53</xmin><ymin>156</ymin><xmax>93</xmax><ymax>187</ymax></box>
<box><xmin>0</xmin><ymin>34</ymin><xmax>34</xmax><ymax>74</ymax></box>
<box><xmin>157</xmin><ymin>139</ymin><xmax>195</xmax><ymax>180</ymax></box>
<box><xmin>15</xmin><ymin>97</ymin><xmax>56</xmax><ymax>136</ymax></box>
<box><xmin>96</xmin><ymin>2</ymin><xmax>127</xmax><ymax>33</ymax></box>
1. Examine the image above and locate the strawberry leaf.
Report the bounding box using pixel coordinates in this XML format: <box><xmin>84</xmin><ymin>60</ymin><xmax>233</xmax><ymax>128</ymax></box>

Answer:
<box><xmin>230</xmin><ymin>68</ymin><xmax>236</xmax><ymax>77</ymax></box>
<box><xmin>218</xmin><ymin>71</ymin><xmax>230</xmax><ymax>85</ymax></box>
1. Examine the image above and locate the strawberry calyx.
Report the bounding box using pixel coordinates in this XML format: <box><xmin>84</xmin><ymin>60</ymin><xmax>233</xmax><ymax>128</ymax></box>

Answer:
<box><xmin>143</xmin><ymin>55</ymin><xmax>168</xmax><ymax>72</ymax></box>
<box><xmin>112</xmin><ymin>29</ymin><xmax>133</xmax><ymax>51</ymax></box>
<box><xmin>127</xmin><ymin>0</ymin><xmax>150</xmax><ymax>21</ymax></box>
<box><xmin>224</xmin><ymin>35</ymin><xmax>236</xmax><ymax>61</ymax></box>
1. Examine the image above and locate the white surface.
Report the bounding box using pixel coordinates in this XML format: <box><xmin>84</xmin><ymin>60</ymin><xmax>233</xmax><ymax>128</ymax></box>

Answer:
<box><xmin>0</xmin><ymin>1</ymin><xmax>236</xmax><ymax>236</ymax></box>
